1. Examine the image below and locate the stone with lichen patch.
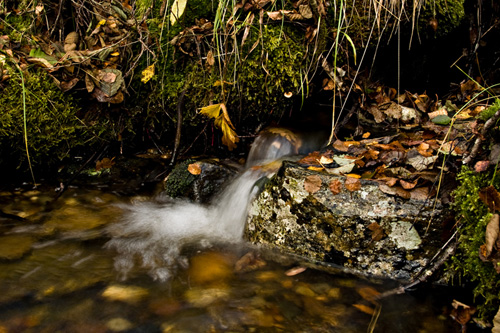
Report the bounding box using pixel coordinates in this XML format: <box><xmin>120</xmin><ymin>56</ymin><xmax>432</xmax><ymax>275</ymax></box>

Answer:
<box><xmin>245</xmin><ymin>161</ymin><xmax>448</xmax><ymax>280</ymax></box>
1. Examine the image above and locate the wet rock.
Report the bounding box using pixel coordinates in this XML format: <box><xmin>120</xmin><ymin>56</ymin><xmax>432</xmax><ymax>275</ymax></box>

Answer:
<box><xmin>101</xmin><ymin>285</ymin><xmax>149</xmax><ymax>304</ymax></box>
<box><xmin>245</xmin><ymin>161</ymin><xmax>448</xmax><ymax>280</ymax></box>
<box><xmin>164</xmin><ymin>159</ymin><xmax>239</xmax><ymax>203</ymax></box>
<box><xmin>106</xmin><ymin>317</ymin><xmax>134</xmax><ymax>332</ymax></box>
<box><xmin>0</xmin><ymin>235</ymin><xmax>35</xmax><ymax>260</ymax></box>
<box><xmin>188</xmin><ymin>251</ymin><xmax>234</xmax><ymax>286</ymax></box>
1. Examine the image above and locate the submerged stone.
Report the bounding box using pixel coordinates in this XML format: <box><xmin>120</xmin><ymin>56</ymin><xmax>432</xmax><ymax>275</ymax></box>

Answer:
<box><xmin>245</xmin><ymin>161</ymin><xmax>448</xmax><ymax>280</ymax></box>
<box><xmin>0</xmin><ymin>234</ymin><xmax>35</xmax><ymax>260</ymax></box>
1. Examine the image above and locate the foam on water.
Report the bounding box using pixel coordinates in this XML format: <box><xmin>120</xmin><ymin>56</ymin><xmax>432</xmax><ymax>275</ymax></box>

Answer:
<box><xmin>106</xmin><ymin>129</ymin><xmax>301</xmax><ymax>281</ymax></box>
<box><xmin>106</xmin><ymin>170</ymin><xmax>263</xmax><ymax>281</ymax></box>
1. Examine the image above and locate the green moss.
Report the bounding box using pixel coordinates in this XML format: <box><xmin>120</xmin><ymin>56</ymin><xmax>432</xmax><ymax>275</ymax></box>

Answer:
<box><xmin>450</xmin><ymin>166</ymin><xmax>500</xmax><ymax>320</ymax></box>
<box><xmin>164</xmin><ymin>159</ymin><xmax>197</xmax><ymax>198</ymax></box>
<box><xmin>0</xmin><ymin>70</ymin><xmax>90</xmax><ymax>172</ymax></box>
<box><xmin>418</xmin><ymin>0</ymin><xmax>465</xmax><ymax>38</ymax></box>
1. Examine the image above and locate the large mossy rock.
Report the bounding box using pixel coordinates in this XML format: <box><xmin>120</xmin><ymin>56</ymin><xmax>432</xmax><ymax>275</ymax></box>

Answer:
<box><xmin>245</xmin><ymin>161</ymin><xmax>449</xmax><ymax>280</ymax></box>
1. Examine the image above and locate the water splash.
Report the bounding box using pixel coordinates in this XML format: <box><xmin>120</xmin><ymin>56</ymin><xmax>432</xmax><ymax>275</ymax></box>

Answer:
<box><xmin>106</xmin><ymin>170</ymin><xmax>263</xmax><ymax>281</ymax></box>
<box><xmin>107</xmin><ymin>129</ymin><xmax>302</xmax><ymax>281</ymax></box>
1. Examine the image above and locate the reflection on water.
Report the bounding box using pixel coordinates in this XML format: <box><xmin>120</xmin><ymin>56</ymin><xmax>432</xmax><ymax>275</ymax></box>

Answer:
<box><xmin>0</xmin><ymin>186</ymin><xmax>460</xmax><ymax>332</ymax></box>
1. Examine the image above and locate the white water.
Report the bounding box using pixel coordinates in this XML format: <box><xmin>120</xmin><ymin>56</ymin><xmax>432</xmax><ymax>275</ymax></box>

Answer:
<box><xmin>106</xmin><ymin>129</ymin><xmax>300</xmax><ymax>281</ymax></box>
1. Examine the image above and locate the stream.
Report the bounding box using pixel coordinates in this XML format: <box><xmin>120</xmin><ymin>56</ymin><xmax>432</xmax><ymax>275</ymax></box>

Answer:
<box><xmin>0</xmin><ymin>133</ymin><xmax>465</xmax><ymax>332</ymax></box>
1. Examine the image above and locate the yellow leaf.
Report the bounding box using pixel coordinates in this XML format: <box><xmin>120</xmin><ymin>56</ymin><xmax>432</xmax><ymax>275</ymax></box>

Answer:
<box><xmin>170</xmin><ymin>0</ymin><xmax>188</xmax><ymax>25</ymax></box>
<box><xmin>218</xmin><ymin>117</ymin><xmax>239</xmax><ymax>151</ymax></box>
<box><xmin>97</xmin><ymin>19</ymin><xmax>106</xmax><ymax>27</ymax></box>
<box><xmin>307</xmin><ymin>166</ymin><xmax>324</xmax><ymax>171</ymax></box>
<box><xmin>199</xmin><ymin>103</ymin><xmax>222</xmax><ymax>119</ymax></box>
<box><xmin>111</xmin><ymin>51</ymin><xmax>120</xmax><ymax>57</ymax></box>
<box><xmin>141</xmin><ymin>63</ymin><xmax>155</xmax><ymax>83</ymax></box>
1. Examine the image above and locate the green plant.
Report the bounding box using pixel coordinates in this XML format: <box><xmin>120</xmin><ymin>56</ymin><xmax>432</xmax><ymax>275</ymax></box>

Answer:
<box><xmin>450</xmin><ymin>167</ymin><xmax>500</xmax><ymax>320</ymax></box>
<box><xmin>0</xmin><ymin>70</ymin><xmax>89</xmax><ymax>175</ymax></box>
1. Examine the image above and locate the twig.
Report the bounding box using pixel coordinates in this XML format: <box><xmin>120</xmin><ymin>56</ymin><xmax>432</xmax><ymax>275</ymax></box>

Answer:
<box><xmin>375</xmin><ymin>229</ymin><xmax>458</xmax><ymax>300</ymax></box>
<box><xmin>170</xmin><ymin>90</ymin><xmax>186</xmax><ymax>165</ymax></box>
<box><xmin>463</xmin><ymin>107</ymin><xmax>500</xmax><ymax>164</ymax></box>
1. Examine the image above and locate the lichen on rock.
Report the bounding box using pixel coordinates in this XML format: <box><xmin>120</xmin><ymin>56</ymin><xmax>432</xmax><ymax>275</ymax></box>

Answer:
<box><xmin>245</xmin><ymin>161</ymin><xmax>447</xmax><ymax>280</ymax></box>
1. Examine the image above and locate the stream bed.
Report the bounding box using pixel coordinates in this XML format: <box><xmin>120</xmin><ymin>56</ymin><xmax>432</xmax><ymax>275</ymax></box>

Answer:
<box><xmin>0</xmin><ymin>185</ymin><xmax>464</xmax><ymax>332</ymax></box>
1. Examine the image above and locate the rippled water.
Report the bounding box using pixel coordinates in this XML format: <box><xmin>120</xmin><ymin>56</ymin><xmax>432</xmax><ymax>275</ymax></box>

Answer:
<box><xmin>0</xmin><ymin>184</ymin><xmax>464</xmax><ymax>332</ymax></box>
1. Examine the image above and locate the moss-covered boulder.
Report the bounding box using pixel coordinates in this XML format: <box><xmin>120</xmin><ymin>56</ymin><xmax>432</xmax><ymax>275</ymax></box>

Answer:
<box><xmin>245</xmin><ymin>161</ymin><xmax>449</xmax><ymax>280</ymax></box>
<box><xmin>164</xmin><ymin>159</ymin><xmax>240</xmax><ymax>203</ymax></box>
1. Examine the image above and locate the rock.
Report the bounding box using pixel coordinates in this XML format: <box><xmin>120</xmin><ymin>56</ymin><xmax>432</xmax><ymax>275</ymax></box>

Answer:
<box><xmin>0</xmin><ymin>235</ymin><xmax>35</xmax><ymax>260</ymax></box>
<box><xmin>245</xmin><ymin>161</ymin><xmax>448</xmax><ymax>280</ymax></box>
<box><xmin>164</xmin><ymin>159</ymin><xmax>240</xmax><ymax>203</ymax></box>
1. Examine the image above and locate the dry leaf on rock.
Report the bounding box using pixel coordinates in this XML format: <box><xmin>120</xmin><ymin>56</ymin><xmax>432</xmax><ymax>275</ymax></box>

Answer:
<box><xmin>479</xmin><ymin>186</ymin><xmax>500</xmax><ymax>212</ymax></box>
<box><xmin>410</xmin><ymin>187</ymin><xmax>432</xmax><ymax>201</ymax></box>
<box><xmin>187</xmin><ymin>163</ymin><xmax>201</xmax><ymax>175</ymax></box>
<box><xmin>379</xmin><ymin>184</ymin><xmax>411</xmax><ymax>199</ymax></box>
<box><xmin>345</xmin><ymin>177</ymin><xmax>361</xmax><ymax>192</ymax></box>
<box><xmin>450</xmin><ymin>300</ymin><xmax>476</xmax><ymax>327</ymax></box>
<box><xmin>304</xmin><ymin>175</ymin><xmax>322</xmax><ymax>193</ymax></box>
<box><xmin>367</xmin><ymin>222</ymin><xmax>384</xmax><ymax>241</ymax></box>
<box><xmin>400</xmin><ymin>179</ymin><xmax>418</xmax><ymax>190</ymax></box>
<box><xmin>329</xmin><ymin>179</ymin><xmax>342</xmax><ymax>195</ymax></box>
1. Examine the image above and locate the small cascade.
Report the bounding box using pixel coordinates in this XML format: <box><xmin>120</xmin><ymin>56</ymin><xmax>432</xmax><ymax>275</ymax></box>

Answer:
<box><xmin>106</xmin><ymin>128</ymin><xmax>303</xmax><ymax>281</ymax></box>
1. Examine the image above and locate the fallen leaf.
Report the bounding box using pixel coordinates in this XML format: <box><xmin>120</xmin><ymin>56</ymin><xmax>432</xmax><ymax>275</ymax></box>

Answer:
<box><xmin>362</xmin><ymin>132</ymin><xmax>371</xmax><ymax>139</ymax></box>
<box><xmin>304</xmin><ymin>175</ymin><xmax>322</xmax><ymax>194</ymax></box>
<box><xmin>379</xmin><ymin>184</ymin><xmax>411</xmax><ymax>199</ymax></box>
<box><xmin>410</xmin><ymin>187</ymin><xmax>432</xmax><ymax>201</ymax></box>
<box><xmin>235</xmin><ymin>252</ymin><xmax>266</xmax><ymax>273</ymax></box>
<box><xmin>187</xmin><ymin>163</ymin><xmax>201</xmax><ymax>175</ymax></box>
<box><xmin>329</xmin><ymin>179</ymin><xmax>342</xmax><ymax>195</ymax></box>
<box><xmin>357</xmin><ymin>286</ymin><xmax>380</xmax><ymax>302</ymax></box>
<box><xmin>474</xmin><ymin>160</ymin><xmax>490</xmax><ymax>172</ymax></box>
<box><xmin>400</xmin><ymin>179</ymin><xmax>418</xmax><ymax>190</ymax></box>
<box><xmin>345</xmin><ymin>177</ymin><xmax>361</xmax><ymax>192</ymax></box>
<box><xmin>96</xmin><ymin>157</ymin><xmax>115</xmax><ymax>171</ymax></box>
<box><xmin>450</xmin><ymin>299</ymin><xmax>476</xmax><ymax>327</ymax></box>
<box><xmin>353</xmin><ymin>303</ymin><xmax>375</xmax><ymax>315</ymax></box>
<box><xmin>285</xmin><ymin>266</ymin><xmax>307</xmax><ymax>276</ymax></box>
<box><xmin>319</xmin><ymin>155</ymin><xmax>334</xmax><ymax>165</ymax></box>
<box><xmin>367</xmin><ymin>222</ymin><xmax>384</xmax><ymax>241</ymax></box>
<box><xmin>479</xmin><ymin>214</ymin><xmax>499</xmax><ymax>261</ymax></box>
<box><xmin>479</xmin><ymin>186</ymin><xmax>500</xmax><ymax>212</ymax></box>
<box><xmin>141</xmin><ymin>63</ymin><xmax>155</xmax><ymax>83</ymax></box>
<box><xmin>307</xmin><ymin>166</ymin><xmax>324</xmax><ymax>172</ymax></box>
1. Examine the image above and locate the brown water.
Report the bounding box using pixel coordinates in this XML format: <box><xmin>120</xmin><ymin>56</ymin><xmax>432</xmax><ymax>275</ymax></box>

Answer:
<box><xmin>0</xmin><ymin>185</ymin><xmax>460</xmax><ymax>332</ymax></box>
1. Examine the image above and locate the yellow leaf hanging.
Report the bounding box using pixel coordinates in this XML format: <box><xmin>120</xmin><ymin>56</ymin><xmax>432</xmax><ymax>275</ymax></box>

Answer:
<box><xmin>199</xmin><ymin>103</ymin><xmax>239</xmax><ymax>151</ymax></box>
<box><xmin>170</xmin><ymin>0</ymin><xmax>188</xmax><ymax>25</ymax></box>
<box><xmin>141</xmin><ymin>63</ymin><xmax>155</xmax><ymax>83</ymax></box>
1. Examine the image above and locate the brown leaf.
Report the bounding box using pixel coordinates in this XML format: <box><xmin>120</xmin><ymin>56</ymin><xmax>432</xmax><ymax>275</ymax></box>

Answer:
<box><xmin>357</xmin><ymin>286</ymin><xmax>380</xmax><ymax>302</ymax></box>
<box><xmin>367</xmin><ymin>222</ymin><xmax>384</xmax><ymax>241</ymax></box>
<box><xmin>450</xmin><ymin>300</ymin><xmax>476</xmax><ymax>326</ymax></box>
<box><xmin>304</xmin><ymin>175</ymin><xmax>322</xmax><ymax>193</ymax></box>
<box><xmin>367</xmin><ymin>105</ymin><xmax>385</xmax><ymax>123</ymax></box>
<box><xmin>379</xmin><ymin>184</ymin><xmax>411</xmax><ymax>199</ymax></box>
<box><xmin>285</xmin><ymin>266</ymin><xmax>307</xmax><ymax>276</ymax></box>
<box><xmin>235</xmin><ymin>252</ymin><xmax>266</xmax><ymax>273</ymax></box>
<box><xmin>400</xmin><ymin>179</ymin><xmax>418</xmax><ymax>190</ymax></box>
<box><xmin>410</xmin><ymin>187</ymin><xmax>433</xmax><ymax>201</ymax></box>
<box><xmin>96</xmin><ymin>157</ymin><xmax>115</xmax><ymax>171</ymax></box>
<box><xmin>329</xmin><ymin>179</ymin><xmax>342</xmax><ymax>195</ymax></box>
<box><xmin>474</xmin><ymin>160</ymin><xmax>490</xmax><ymax>172</ymax></box>
<box><xmin>298</xmin><ymin>151</ymin><xmax>322</xmax><ymax>165</ymax></box>
<box><xmin>345</xmin><ymin>177</ymin><xmax>361</xmax><ymax>192</ymax></box>
<box><xmin>187</xmin><ymin>163</ymin><xmax>201</xmax><ymax>175</ymax></box>
<box><xmin>479</xmin><ymin>186</ymin><xmax>500</xmax><ymax>212</ymax></box>
<box><xmin>480</xmin><ymin>214</ymin><xmax>499</xmax><ymax>260</ymax></box>
<box><xmin>60</xmin><ymin>77</ymin><xmax>79</xmax><ymax>92</ymax></box>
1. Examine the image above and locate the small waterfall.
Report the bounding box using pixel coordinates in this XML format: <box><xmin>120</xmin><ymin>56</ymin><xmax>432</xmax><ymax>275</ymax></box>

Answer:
<box><xmin>106</xmin><ymin>129</ymin><xmax>300</xmax><ymax>281</ymax></box>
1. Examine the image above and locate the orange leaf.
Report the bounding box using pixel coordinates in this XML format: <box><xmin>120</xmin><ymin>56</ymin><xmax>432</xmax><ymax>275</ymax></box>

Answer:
<box><xmin>357</xmin><ymin>286</ymin><xmax>381</xmax><ymax>302</ymax></box>
<box><xmin>285</xmin><ymin>266</ymin><xmax>307</xmax><ymax>276</ymax></box>
<box><xmin>187</xmin><ymin>163</ymin><xmax>201</xmax><ymax>175</ymax></box>
<box><xmin>353</xmin><ymin>304</ymin><xmax>375</xmax><ymax>315</ymax></box>
<box><xmin>345</xmin><ymin>177</ymin><xmax>361</xmax><ymax>192</ymax></box>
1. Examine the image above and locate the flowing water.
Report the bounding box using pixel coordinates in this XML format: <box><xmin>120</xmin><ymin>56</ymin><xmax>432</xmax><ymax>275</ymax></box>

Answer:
<box><xmin>0</xmin><ymin>132</ymin><xmax>465</xmax><ymax>332</ymax></box>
